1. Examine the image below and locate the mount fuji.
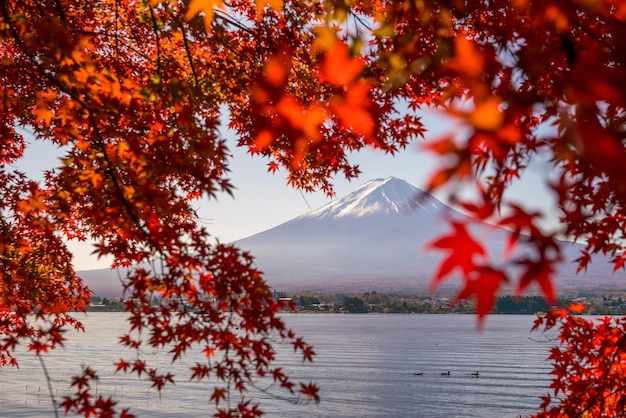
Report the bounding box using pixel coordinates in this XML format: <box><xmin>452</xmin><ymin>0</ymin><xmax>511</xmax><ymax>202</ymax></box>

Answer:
<box><xmin>78</xmin><ymin>177</ymin><xmax>624</xmax><ymax>297</ymax></box>
<box><xmin>234</xmin><ymin>177</ymin><xmax>623</xmax><ymax>292</ymax></box>
<box><xmin>234</xmin><ymin>177</ymin><xmax>451</xmax><ymax>291</ymax></box>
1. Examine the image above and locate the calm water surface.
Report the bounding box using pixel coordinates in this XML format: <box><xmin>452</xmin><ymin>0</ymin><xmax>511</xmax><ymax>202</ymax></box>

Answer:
<box><xmin>0</xmin><ymin>313</ymin><xmax>555</xmax><ymax>417</ymax></box>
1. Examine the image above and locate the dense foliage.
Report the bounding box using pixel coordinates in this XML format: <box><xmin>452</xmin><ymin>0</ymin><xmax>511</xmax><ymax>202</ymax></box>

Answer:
<box><xmin>1</xmin><ymin>0</ymin><xmax>626</xmax><ymax>416</ymax></box>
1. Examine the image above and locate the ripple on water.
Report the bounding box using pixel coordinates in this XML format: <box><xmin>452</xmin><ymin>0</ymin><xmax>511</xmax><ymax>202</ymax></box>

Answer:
<box><xmin>0</xmin><ymin>313</ymin><xmax>555</xmax><ymax>417</ymax></box>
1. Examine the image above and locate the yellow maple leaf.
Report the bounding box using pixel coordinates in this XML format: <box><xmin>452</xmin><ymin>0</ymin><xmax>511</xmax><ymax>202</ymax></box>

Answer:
<box><xmin>312</xmin><ymin>25</ymin><xmax>338</xmax><ymax>53</ymax></box>
<box><xmin>185</xmin><ymin>0</ymin><xmax>224</xmax><ymax>30</ymax></box>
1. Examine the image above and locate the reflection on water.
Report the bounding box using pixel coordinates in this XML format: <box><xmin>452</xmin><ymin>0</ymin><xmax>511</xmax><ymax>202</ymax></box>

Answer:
<box><xmin>0</xmin><ymin>313</ymin><xmax>554</xmax><ymax>417</ymax></box>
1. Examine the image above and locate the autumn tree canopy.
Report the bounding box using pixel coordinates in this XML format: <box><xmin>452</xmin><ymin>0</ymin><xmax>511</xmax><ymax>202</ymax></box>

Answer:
<box><xmin>1</xmin><ymin>0</ymin><xmax>626</xmax><ymax>416</ymax></box>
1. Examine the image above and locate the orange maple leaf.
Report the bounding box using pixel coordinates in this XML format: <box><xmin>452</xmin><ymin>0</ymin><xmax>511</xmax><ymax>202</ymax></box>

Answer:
<box><xmin>35</xmin><ymin>106</ymin><xmax>54</xmax><ymax>127</ymax></box>
<box><xmin>255</xmin><ymin>0</ymin><xmax>282</xmax><ymax>19</ymax></box>
<box><xmin>568</xmin><ymin>302</ymin><xmax>586</xmax><ymax>313</ymax></box>
<box><xmin>254</xmin><ymin>130</ymin><xmax>274</xmax><ymax>151</ymax></box>
<box><xmin>322</xmin><ymin>43</ymin><xmax>364</xmax><ymax>86</ymax></box>
<box><xmin>262</xmin><ymin>53</ymin><xmax>291</xmax><ymax>87</ymax></box>
<box><xmin>332</xmin><ymin>81</ymin><xmax>375</xmax><ymax>138</ymax></box>
<box><xmin>451</xmin><ymin>34</ymin><xmax>484</xmax><ymax>78</ymax></box>
<box><xmin>468</xmin><ymin>97</ymin><xmax>504</xmax><ymax>131</ymax></box>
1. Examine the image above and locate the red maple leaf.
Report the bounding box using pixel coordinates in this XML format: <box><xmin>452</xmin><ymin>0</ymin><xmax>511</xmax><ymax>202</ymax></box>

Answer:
<box><xmin>210</xmin><ymin>387</ymin><xmax>228</xmax><ymax>406</ymax></box>
<box><xmin>299</xmin><ymin>382</ymin><xmax>320</xmax><ymax>403</ymax></box>
<box><xmin>114</xmin><ymin>358</ymin><xmax>129</xmax><ymax>373</ymax></box>
<box><xmin>517</xmin><ymin>259</ymin><xmax>557</xmax><ymax>305</ymax></box>
<box><xmin>457</xmin><ymin>267</ymin><xmax>507</xmax><ymax>324</ymax></box>
<box><xmin>427</xmin><ymin>221</ymin><xmax>487</xmax><ymax>288</ymax></box>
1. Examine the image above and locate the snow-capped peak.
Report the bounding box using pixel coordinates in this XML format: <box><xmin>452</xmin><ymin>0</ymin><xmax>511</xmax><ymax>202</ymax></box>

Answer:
<box><xmin>301</xmin><ymin>177</ymin><xmax>443</xmax><ymax>219</ymax></box>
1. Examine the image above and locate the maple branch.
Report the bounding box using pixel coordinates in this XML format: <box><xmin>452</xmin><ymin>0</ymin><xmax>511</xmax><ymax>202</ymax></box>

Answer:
<box><xmin>572</xmin><ymin>382</ymin><xmax>626</xmax><ymax>418</ymax></box>
<box><xmin>114</xmin><ymin>0</ymin><xmax>120</xmax><ymax>73</ymax></box>
<box><xmin>180</xmin><ymin>23</ymin><xmax>200</xmax><ymax>87</ymax></box>
<box><xmin>37</xmin><ymin>353</ymin><xmax>60</xmax><ymax>418</ymax></box>
<box><xmin>3</xmin><ymin>3</ymin><xmax>170</xmax><ymax>260</ymax></box>
<box><xmin>52</xmin><ymin>0</ymin><xmax>67</xmax><ymax>22</ymax></box>
<box><xmin>247</xmin><ymin>381</ymin><xmax>310</xmax><ymax>405</ymax></box>
<box><xmin>23</xmin><ymin>0</ymin><xmax>47</xmax><ymax>19</ymax></box>
<box><xmin>594</xmin><ymin>331</ymin><xmax>626</xmax><ymax>413</ymax></box>
<box><xmin>351</xmin><ymin>12</ymin><xmax>372</xmax><ymax>31</ymax></box>
<box><xmin>570</xmin><ymin>17</ymin><xmax>611</xmax><ymax>50</ymax></box>
<box><xmin>1</xmin><ymin>77</ymin><xmax>8</xmax><ymax>141</ymax></box>
<box><xmin>213</xmin><ymin>9</ymin><xmax>254</xmax><ymax>34</ymax></box>
<box><xmin>0</xmin><ymin>7</ymin><xmax>92</xmax><ymax>114</ymax></box>
<box><xmin>221</xmin><ymin>311</ymin><xmax>235</xmax><ymax>410</ymax></box>
<box><xmin>149</xmin><ymin>7</ymin><xmax>162</xmax><ymax>78</ymax></box>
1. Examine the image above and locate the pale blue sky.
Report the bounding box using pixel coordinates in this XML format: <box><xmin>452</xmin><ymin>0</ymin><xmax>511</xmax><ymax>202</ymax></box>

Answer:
<box><xmin>15</xmin><ymin>110</ymin><xmax>557</xmax><ymax>271</ymax></box>
<box><xmin>201</xmin><ymin>109</ymin><xmax>557</xmax><ymax>246</ymax></box>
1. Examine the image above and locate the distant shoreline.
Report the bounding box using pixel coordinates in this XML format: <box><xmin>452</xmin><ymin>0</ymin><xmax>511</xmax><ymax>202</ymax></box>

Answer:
<box><xmin>85</xmin><ymin>290</ymin><xmax>626</xmax><ymax>316</ymax></box>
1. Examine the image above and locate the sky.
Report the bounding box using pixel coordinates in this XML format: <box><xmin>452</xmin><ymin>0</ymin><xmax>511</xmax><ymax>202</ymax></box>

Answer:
<box><xmin>14</xmin><ymin>109</ymin><xmax>557</xmax><ymax>271</ymax></box>
<box><xmin>200</xmin><ymin>109</ymin><xmax>557</xmax><ymax>242</ymax></box>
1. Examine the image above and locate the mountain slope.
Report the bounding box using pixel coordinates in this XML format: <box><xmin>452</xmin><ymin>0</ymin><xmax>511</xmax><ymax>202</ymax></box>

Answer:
<box><xmin>235</xmin><ymin>177</ymin><xmax>622</xmax><ymax>292</ymax></box>
<box><xmin>234</xmin><ymin>178</ymin><xmax>453</xmax><ymax>290</ymax></box>
<box><xmin>78</xmin><ymin>177</ymin><xmax>624</xmax><ymax>296</ymax></box>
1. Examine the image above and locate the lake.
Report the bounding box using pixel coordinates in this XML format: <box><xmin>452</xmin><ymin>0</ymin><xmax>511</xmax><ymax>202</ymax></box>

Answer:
<box><xmin>0</xmin><ymin>313</ymin><xmax>556</xmax><ymax>417</ymax></box>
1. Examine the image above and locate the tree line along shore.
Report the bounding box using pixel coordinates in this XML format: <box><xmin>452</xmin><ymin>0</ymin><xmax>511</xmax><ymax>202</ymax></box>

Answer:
<box><xmin>87</xmin><ymin>289</ymin><xmax>626</xmax><ymax>315</ymax></box>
